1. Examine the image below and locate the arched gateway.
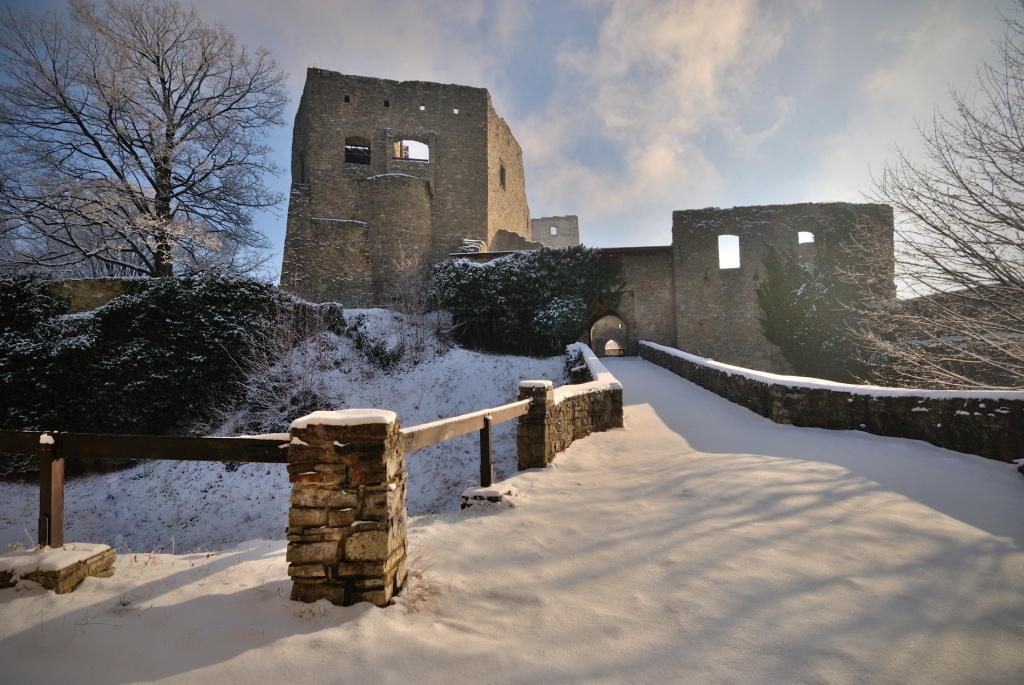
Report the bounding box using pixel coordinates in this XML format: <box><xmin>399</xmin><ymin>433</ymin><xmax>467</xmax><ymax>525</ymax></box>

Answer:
<box><xmin>590</xmin><ymin>314</ymin><xmax>628</xmax><ymax>357</ymax></box>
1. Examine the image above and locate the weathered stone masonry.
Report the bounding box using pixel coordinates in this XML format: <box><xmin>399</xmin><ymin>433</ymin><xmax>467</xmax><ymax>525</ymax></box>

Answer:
<box><xmin>597</xmin><ymin>203</ymin><xmax>894</xmax><ymax>373</ymax></box>
<box><xmin>640</xmin><ymin>341</ymin><xmax>1024</xmax><ymax>463</ymax></box>
<box><xmin>281</xmin><ymin>69</ymin><xmax>534</xmax><ymax>305</ymax></box>
<box><xmin>286</xmin><ymin>410</ymin><xmax>408</xmax><ymax>606</ymax></box>
<box><xmin>518</xmin><ymin>344</ymin><xmax>624</xmax><ymax>470</ymax></box>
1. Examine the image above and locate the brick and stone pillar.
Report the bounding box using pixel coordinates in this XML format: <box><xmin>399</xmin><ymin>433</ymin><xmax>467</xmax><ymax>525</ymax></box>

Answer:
<box><xmin>517</xmin><ymin>380</ymin><xmax>554</xmax><ymax>470</ymax></box>
<box><xmin>286</xmin><ymin>409</ymin><xmax>408</xmax><ymax>607</ymax></box>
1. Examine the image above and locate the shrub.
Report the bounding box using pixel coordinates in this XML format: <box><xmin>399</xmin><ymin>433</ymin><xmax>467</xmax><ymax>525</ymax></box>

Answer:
<box><xmin>0</xmin><ymin>273</ymin><xmax>282</xmax><ymax>434</ymax></box>
<box><xmin>432</xmin><ymin>246</ymin><xmax>624</xmax><ymax>356</ymax></box>
<box><xmin>755</xmin><ymin>245</ymin><xmax>868</xmax><ymax>382</ymax></box>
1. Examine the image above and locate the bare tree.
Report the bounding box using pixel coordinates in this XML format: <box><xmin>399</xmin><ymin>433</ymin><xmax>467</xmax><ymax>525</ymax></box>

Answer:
<box><xmin>0</xmin><ymin>0</ymin><xmax>288</xmax><ymax>277</ymax></box>
<box><xmin>862</xmin><ymin>2</ymin><xmax>1024</xmax><ymax>389</ymax></box>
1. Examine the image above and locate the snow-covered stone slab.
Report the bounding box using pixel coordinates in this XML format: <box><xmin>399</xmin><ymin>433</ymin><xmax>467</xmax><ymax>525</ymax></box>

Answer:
<box><xmin>291</xmin><ymin>409</ymin><xmax>398</xmax><ymax>430</ymax></box>
<box><xmin>0</xmin><ymin>543</ymin><xmax>115</xmax><ymax>594</ymax></box>
<box><xmin>461</xmin><ymin>485</ymin><xmax>518</xmax><ymax>509</ymax></box>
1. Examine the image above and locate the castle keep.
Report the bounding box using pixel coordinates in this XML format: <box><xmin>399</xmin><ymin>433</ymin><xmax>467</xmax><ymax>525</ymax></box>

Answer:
<box><xmin>282</xmin><ymin>70</ymin><xmax>894</xmax><ymax>372</ymax></box>
<box><xmin>282</xmin><ymin>69</ymin><xmax>570</xmax><ymax>305</ymax></box>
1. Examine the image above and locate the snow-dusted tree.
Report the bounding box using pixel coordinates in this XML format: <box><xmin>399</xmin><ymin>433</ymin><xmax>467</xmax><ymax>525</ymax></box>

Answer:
<box><xmin>862</xmin><ymin>3</ymin><xmax>1024</xmax><ymax>389</ymax></box>
<box><xmin>0</xmin><ymin>0</ymin><xmax>287</xmax><ymax>277</ymax></box>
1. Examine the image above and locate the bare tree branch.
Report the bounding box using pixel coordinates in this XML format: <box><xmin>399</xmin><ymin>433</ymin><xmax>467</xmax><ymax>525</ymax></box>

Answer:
<box><xmin>859</xmin><ymin>1</ymin><xmax>1024</xmax><ymax>388</ymax></box>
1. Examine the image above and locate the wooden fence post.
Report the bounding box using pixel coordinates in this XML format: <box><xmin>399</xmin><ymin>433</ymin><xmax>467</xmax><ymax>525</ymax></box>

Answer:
<box><xmin>480</xmin><ymin>415</ymin><xmax>493</xmax><ymax>487</ymax></box>
<box><xmin>38</xmin><ymin>432</ymin><xmax>64</xmax><ymax>548</ymax></box>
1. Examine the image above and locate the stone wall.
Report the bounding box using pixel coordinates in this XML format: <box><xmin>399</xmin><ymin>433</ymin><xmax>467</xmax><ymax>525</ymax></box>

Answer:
<box><xmin>286</xmin><ymin>409</ymin><xmax>408</xmax><ymax>606</ymax></box>
<box><xmin>600</xmin><ymin>247</ymin><xmax>675</xmax><ymax>355</ymax></box>
<box><xmin>488</xmin><ymin>228</ymin><xmax>546</xmax><ymax>252</ymax></box>
<box><xmin>50</xmin><ymin>278</ymin><xmax>125</xmax><ymax>313</ymax></box>
<box><xmin>531</xmin><ymin>215</ymin><xmax>580</xmax><ymax>249</ymax></box>
<box><xmin>281</xmin><ymin>69</ymin><xmax>533</xmax><ymax>305</ymax></box>
<box><xmin>640</xmin><ymin>341</ymin><xmax>1024</xmax><ymax>463</ymax></box>
<box><xmin>518</xmin><ymin>344</ymin><xmax>624</xmax><ymax>469</ymax></box>
<box><xmin>486</xmin><ymin>103</ymin><xmax>532</xmax><ymax>244</ymax></box>
<box><xmin>671</xmin><ymin>202</ymin><xmax>893</xmax><ymax>373</ymax></box>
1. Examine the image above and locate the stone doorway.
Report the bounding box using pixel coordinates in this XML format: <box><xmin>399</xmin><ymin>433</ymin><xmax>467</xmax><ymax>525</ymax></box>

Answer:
<box><xmin>591</xmin><ymin>315</ymin><xmax>628</xmax><ymax>357</ymax></box>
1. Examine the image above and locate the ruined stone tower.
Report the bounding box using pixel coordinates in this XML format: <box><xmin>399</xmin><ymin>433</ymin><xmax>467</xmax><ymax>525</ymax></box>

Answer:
<box><xmin>281</xmin><ymin>69</ymin><xmax>532</xmax><ymax>305</ymax></box>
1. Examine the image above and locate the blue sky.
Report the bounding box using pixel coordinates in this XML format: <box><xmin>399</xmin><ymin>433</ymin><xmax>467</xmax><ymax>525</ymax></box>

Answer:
<box><xmin>10</xmin><ymin>0</ymin><xmax>1019</xmax><ymax>277</ymax></box>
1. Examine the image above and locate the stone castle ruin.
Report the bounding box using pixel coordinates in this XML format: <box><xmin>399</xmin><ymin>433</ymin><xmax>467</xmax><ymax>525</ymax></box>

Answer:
<box><xmin>282</xmin><ymin>69</ymin><xmax>894</xmax><ymax>372</ymax></box>
<box><xmin>281</xmin><ymin>69</ymin><xmax>577</xmax><ymax>305</ymax></box>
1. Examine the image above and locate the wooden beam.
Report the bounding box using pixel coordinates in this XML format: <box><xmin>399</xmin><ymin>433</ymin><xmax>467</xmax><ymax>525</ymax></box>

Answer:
<box><xmin>0</xmin><ymin>431</ymin><xmax>51</xmax><ymax>458</ymax></box>
<box><xmin>1</xmin><ymin>431</ymin><xmax>291</xmax><ymax>463</ymax></box>
<box><xmin>400</xmin><ymin>399</ymin><xmax>531</xmax><ymax>453</ymax></box>
<box><xmin>60</xmin><ymin>434</ymin><xmax>290</xmax><ymax>463</ymax></box>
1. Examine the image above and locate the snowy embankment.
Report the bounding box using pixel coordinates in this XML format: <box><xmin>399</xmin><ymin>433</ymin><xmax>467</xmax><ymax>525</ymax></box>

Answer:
<box><xmin>0</xmin><ymin>318</ymin><xmax>564</xmax><ymax>552</ymax></box>
<box><xmin>2</xmin><ymin>356</ymin><xmax>1023</xmax><ymax>684</ymax></box>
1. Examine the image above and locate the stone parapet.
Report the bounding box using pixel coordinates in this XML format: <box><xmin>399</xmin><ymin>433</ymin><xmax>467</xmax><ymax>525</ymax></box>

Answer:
<box><xmin>517</xmin><ymin>344</ymin><xmax>624</xmax><ymax>470</ymax></box>
<box><xmin>640</xmin><ymin>341</ymin><xmax>1024</xmax><ymax>463</ymax></box>
<box><xmin>286</xmin><ymin>409</ymin><xmax>408</xmax><ymax>606</ymax></box>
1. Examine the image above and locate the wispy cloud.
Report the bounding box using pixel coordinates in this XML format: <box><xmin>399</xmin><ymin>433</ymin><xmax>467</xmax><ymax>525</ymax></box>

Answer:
<box><xmin>518</xmin><ymin>0</ymin><xmax>816</xmax><ymax>239</ymax></box>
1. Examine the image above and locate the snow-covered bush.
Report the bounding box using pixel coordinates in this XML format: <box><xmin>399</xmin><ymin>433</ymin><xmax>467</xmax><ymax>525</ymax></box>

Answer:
<box><xmin>432</xmin><ymin>246</ymin><xmax>624</xmax><ymax>356</ymax></box>
<box><xmin>0</xmin><ymin>273</ymin><xmax>281</xmax><ymax>435</ymax></box>
<box><xmin>215</xmin><ymin>299</ymin><xmax>345</xmax><ymax>436</ymax></box>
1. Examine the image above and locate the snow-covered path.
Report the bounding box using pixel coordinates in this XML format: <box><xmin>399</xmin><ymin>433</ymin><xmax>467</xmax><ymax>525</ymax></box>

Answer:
<box><xmin>3</xmin><ymin>356</ymin><xmax>1024</xmax><ymax>684</ymax></box>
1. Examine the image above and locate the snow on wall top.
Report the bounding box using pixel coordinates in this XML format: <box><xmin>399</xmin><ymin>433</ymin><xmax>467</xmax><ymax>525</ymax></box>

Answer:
<box><xmin>641</xmin><ymin>341</ymin><xmax>1024</xmax><ymax>400</ymax></box>
<box><xmin>291</xmin><ymin>409</ymin><xmax>398</xmax><ymax>430</ymax></box>
<box><xmin>552</xmin><ymin>342</ymin><xmax>623</xmax><ymax>404</ymax></box>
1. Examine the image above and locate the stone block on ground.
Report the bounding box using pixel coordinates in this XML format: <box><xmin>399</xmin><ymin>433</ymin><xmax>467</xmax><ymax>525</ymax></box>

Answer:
<box><xmin>461</xmin><ymin>485</ymin><xmax>519</xmax><ymax>509</ymax></box>
<box><xmin>0</xmin><ymin>543</ymin><xmax>115</xmax><ymax>594</ymax></box>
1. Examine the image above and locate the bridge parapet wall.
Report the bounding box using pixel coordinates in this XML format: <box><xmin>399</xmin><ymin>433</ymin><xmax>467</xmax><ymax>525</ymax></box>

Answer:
<box><xmin>517</xmin><ymin>343</ymin><xmax>623</xmax><ymax>470</ymax></box>
<box><xmin>640</xmin><ymin>341</ymin><xmax>1024</xmax><ymax>463</ymax></box>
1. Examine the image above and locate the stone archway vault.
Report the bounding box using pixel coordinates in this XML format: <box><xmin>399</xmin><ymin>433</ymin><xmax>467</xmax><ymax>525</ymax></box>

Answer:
<box><xmin>590</xmin><ymin>314</ymin><xmax>627</xmax><ymax>357</ymax></box>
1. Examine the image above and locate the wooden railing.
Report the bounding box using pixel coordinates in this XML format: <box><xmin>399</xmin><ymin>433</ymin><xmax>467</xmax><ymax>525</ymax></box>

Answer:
<box><xmin>0</xmin><ymin>398</ymin><xmax>532</xmax><ymax>551</ymax></box>
<box><xmin>400</xmin><ymin>398</ymin><xmax>531</xmax><ymax>489</ymax></box>
<box><xmin>0</xmin><ymin>431</ymin><xmax>289</xmax><ymax>548</ymax></box>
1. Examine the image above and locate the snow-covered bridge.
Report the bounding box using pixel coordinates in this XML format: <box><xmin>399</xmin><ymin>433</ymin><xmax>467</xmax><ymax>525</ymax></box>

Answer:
<box><xmin>3</xmin><ymin>356</ymin><xmax>1024</xmax><ymax>684</ymax></box>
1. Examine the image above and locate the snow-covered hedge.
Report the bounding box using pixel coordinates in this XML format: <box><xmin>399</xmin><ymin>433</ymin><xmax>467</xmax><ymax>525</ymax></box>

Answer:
<box><xmin>432</xmin><ymin>246</ymin><xmax>624</xmax><ymax>356</ymax></box>
<box><xmin>0</xmin><ymin>274</ymin><xmax>293</xmax><ymax>436</ymax></box>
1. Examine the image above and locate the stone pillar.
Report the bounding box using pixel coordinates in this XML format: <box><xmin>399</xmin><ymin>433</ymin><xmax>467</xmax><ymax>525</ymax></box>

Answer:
<box><xmin>517</xmin><ymin>380</ymin><xmax>554</xmax><ymax>470</ymax></box>
<box><xmin>286</xmin><ymin>409</ymin><xmax>408</xmax><ymax>607</ymax></box>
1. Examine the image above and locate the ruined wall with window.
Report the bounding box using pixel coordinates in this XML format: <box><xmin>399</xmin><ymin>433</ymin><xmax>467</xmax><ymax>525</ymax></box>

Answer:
<box><xmin>281</xmin><ymin>69</ymin><xmax>532</xmax><ymax>305</ymax></box>
<box><xmin>669</xmin><ymin>203</ymin><xmax>894</xmax><ymax>372</ymax></box>
<box><xmin>531</xmin><ymin>215</ymin><xmax>580</xmax><ymax>249</ymax></box>
<box><xmin>586</xmin><ymin>203</ymin><xmax>893</xmax><ymax>371</ymax></box>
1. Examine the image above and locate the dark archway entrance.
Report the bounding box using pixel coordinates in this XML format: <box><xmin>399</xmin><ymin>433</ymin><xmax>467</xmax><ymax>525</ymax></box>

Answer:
<box><xmin>591</xmin><ymin>314</ymin><xmax>627</xmax><ymax>357</ymax></box>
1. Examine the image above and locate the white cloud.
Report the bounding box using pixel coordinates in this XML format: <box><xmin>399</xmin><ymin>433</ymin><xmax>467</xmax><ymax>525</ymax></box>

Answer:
<box><xmin>809</xmin><ymin>1</ymin><xmax>1007</xmax><ymax>203</ymax></box>
<box><xmin>518</xmin><ymin>0</ymin><xmax>816</xmax><ymax>242</ymax></box>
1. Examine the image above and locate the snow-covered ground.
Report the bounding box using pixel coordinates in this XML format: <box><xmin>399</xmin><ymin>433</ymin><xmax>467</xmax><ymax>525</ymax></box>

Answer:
<box><xmin>3</xmin><ymin>356</ymin><xmax>1024</xmax><ymax>684</ymax></box>
<box><xmin>0</xmin><ymin>338</ymin><xmax>565</xmax><ymax>552</ymax></box>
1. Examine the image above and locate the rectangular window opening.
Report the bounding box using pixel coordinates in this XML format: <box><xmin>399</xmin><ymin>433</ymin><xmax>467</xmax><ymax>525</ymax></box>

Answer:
<box><xmin>384</xmin><ymin>99</ymin><xmax>390</xmax><ymax>107</ymax></box>
<box><xmin>550</xmin><ymin>226</ymin><xmax>558</xmax><ymax>236</ymax></box>
<box><xmin>718</xmin><ymin>234</ymin><xmax>740</xmax><ymax>269</ymax></box>
<box><xmin>343</xmin><ymin>95</ymin><xmax>350</xmax><ymax>103</ymax></box>
<box><xmin>499</xmin><ymin>164</ymin><xmax>506</xmax><ymax>190</ymax></box>
<box><xmin>392</xmin><ymin>139</ymin><xmax>429</xmax><ymax>162</ymax></box>
<box><xmin>344</xmin><ymin>140</ymin><xmax>371</xmax><ymax>165</ymax></box>
<box><xmin>798</xmin><ymin>231</ymin><xmax>815</xmax><ymax>244</ymax></box>
<box><xmin>453</xmin><ymin>108</ymin><xmax>459</xmax><ymax>114</ymax></box>
<box><xmin>419</xmin><ymin>103</ymin><xmax>425</xmax><ymax>111</ymax></box>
